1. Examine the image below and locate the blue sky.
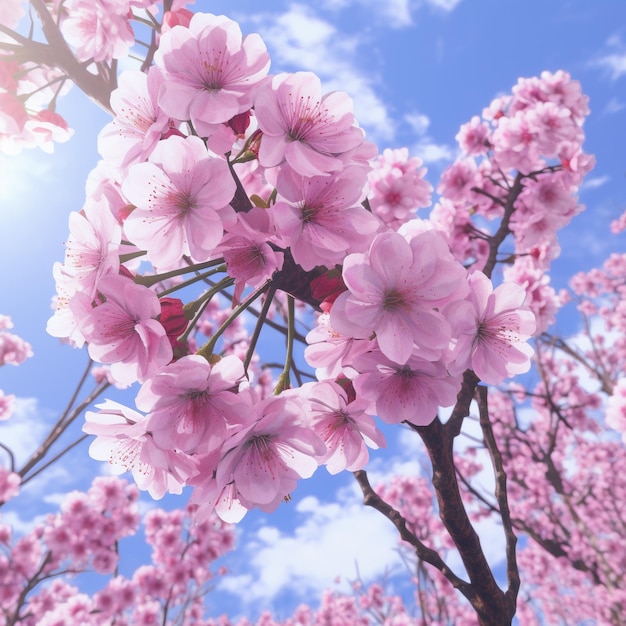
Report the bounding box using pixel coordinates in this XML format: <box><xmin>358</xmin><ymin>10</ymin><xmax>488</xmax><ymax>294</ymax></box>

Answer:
<box><xmin>1</xmin><ymin>0</ymin><xmax>625</xmax><ymax>621</ymax></box>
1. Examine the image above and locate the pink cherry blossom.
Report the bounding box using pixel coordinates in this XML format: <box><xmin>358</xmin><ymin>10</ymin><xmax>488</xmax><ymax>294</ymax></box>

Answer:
<box><xmin>122</xmin><ymin>135</ymin><xmax>236</xmax><ymax>269</ymax></box>
<box><xmin>304</xmin><ymin>313</ymin><xmax>374</xmax><ymax>381</ymax></box>
<box><xmin>136</xmin><ymin>354</ymin><xmax>248</xmax><ymax>454</ymax></box>
<box><xmin>83</xmin><ymin>400</ymin><xmax>195</xmax><ymax>499</ymax></box>
<box><xmin>23</xmin><ymin>110</ymin><xmax>73</xmax><ymax>154</ymax></box>
<box><xmin>98</xmin><ymin>68</ymin><xmax>173</xmax><ymax>174</ymax></box>
<box><xmin>218</xmin><ymin>207</ymin><xmax>284</xmax><ymax>289</ymax></box>
<box><xmin>606</xmin><ymin>378</ymin><xmax>626</xmax><ymax>438</ymax></box>
<box><xmin>0</xmin><ymin>389</ymin><xmax>16</xmax><ymax>420</ymax></box>
<box><xmin>272</xmin><ymin>166</ymin><xmax>379</xmax><ymax>271</ymax></box>
<box><xmin>368</xmin><ymin>147</ymin><xmax>433</xmax><ymax>228</ymax></box>
<box><xmin>456</xmin><ymin>115</ymin><xmax>491</xmax><ymax>155</ymax></box>
<box><xmin>74</xmin><ymin>273</ymin><xmax>172</xmax><ymax>385</ymax></box>
<box><xmin>61</xmin><ymin>198</ymin><xmax>122</xmax><ymax>299</ymax></box>
<box><xmin>214</xmin><ymin>392</ymin><xmax>326</xmax><ymax>522</ymax></box>
<box><xmin>351</xmin><ymin>349</ymin><xmax>462</xmax><ymax>426</ymax></box>
<box><xmin>303</xmin><ymin>380</ymin><xmax>386</xmax><ymax>474</ymax></box>
<box><xmin>448</xmin><ymin>271</ymin><xmax>536</xmax><ymax>385</ymax></box>
<box><xmin>0</xmin><ymin>323</ymin><xmax>32</xmax><ymax>366</ymax></box>
<box><xmin>155</xmin><ymin>12</ymin><xmax>270</xmax><ymax>136</ymax></box>
<box><xmin>0</xmin><ymin>0</ymin><xmax>25</xmax><ymax>29</ymax></box>
<box><xmin>330</xmin><ymin>230</ymin><xmax>466</xmax><ymax>364</ymax></box>
<box><xmin>0</xmin><ymin>466</ymin><xmax>20</xmax><ymax>503</ymax></box>
<box><xmin>60</xmin><ymin>0</ymin><xmax>135</xmax><ymax>63</ymax></box>
<box><xmin>255</xmin><ymin>71</ymin><xmax>366</xmax><ymax>177</ymax></box>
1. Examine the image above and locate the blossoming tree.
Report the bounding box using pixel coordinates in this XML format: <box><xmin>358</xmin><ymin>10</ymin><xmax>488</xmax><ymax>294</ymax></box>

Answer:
<box><xmin>1</xmin><ymin>2</ymin><xmax>625</xmax><ymax>625</ymax></box>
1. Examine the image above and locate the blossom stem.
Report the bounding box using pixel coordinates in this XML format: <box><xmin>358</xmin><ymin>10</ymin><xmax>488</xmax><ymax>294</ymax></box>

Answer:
<box><xmin>197</xmin><ymin>281</ymin><xmax>270</xmax><ymax>360</ymax></box>
<box><xmin>135</xmin><ymin>258</ymin><xmax>225</xmax><ymax>288</ymax></box>
<box><xmin>180</xmin><ymin>277</ymin><xmax>235</xmax><ymax>342</ymax></box>
<box><xmin>274</xmin><ymin>295</ymin><xmax>295</xmax><ymax>394</ymax></box>
<box><xmin>244</xmin><ymin>283</ymin><xmax>277</xmax><ymax>372</ymax></box>
<box><xmin>157</xmin><ymin>267</ymin><xmax>228</xmax><ymax>298</ymax></box>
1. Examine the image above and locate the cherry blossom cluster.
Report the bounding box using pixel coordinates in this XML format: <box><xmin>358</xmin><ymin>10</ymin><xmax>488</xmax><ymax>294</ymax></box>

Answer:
<box><xmin>0</xmin><ymin>1</ymin><xmax>72</xmax><ymax>154</ymax></box>
<box><xmin>0</xmin><ymin>475</ymin><xmax>235</xmax><ymax>626</ymax></box>
<box><xmin>40</xmin><ymin>10</ymin><xmax>546</xmax><ymax>523</ymax></box>
<box><xmin>431</xmin><ymin>70</ymin><xmax>594</xmax><ymax>333</ymax></box>
<box><xmin>568</xmin><ymin>251</ymin><xmax>626</xmax><ymax>440</ymax></box>
<box><xmin>0</xmin><ymin>0</ymin><xmax>188</xmax><ymax>154</ymax></box>
<box><xmin>34</xmin><ymin>4</ymin><xmax>607</xmax><ymax>535</ymax></box>
<box><xmin>0</xmin><ymin>314</ymin><xmax>32</xmax><ymax>420</ymax></box>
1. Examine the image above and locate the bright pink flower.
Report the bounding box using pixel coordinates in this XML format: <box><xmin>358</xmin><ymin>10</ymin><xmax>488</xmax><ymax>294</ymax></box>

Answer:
<box><xmin>61</xmin><ymin>198</ymin><xmax>122</xmax><ymax>299</ymax></box>
<box><xmin>137</xmin><ymin>354</ymin><xmax>248</xmax><ymax>453</ymax></box>
<box><xmin>330</xmin><ymin>230</ymin><xmax>466</xmax><ymax>364</ymax></box>
<box><xmin>255</xmin><ymin>71</ymin><xmax>365</xmax><ymax>177</ymax></box>
<box><xmin>75</xmin><ymin>274</ymin><xmax>172</xmax><ymax>385</ymax></box>
<box><xmin>214</xmin><ymin>392</ymin><xmax>326</xmax><ymax>522</ymax></box>
<box><xmin>303</xmin><ymin>381</ymin><xmax>386</xmax><ymax>474</ymax></box>
<box><xmin>218</xmin><ymin>207</ymin><xmax>284</xmax><ymax>289</ymax></box>
<box><xmin>0</xmin><ymin>467</ymin><xmax>20</xmax><ymax>503</ymax></box>
<box><xmin>122</xmin><ymin>135</ymin><xmax>236</xmax><ymax>269</ymax></box>
<box><xmin>83</xmin><ymin>400</ymin><xmax>195</xmax><ymax>499</ymax></box>
<box><xmin>98</xmin><ymin>68</ymin><xmax>172</xmax><ymax>174</ymax></box>
<box><xmin>492</xmin><ymin>110</ymin><xmax>544</xmax><ymax>174</ymax></box>
<box><xmin>0</xmin><ymin>0</ymin><xmax>25</xmax><ymax>29</ymax></box>
<box><xmin>158</xmin><ymin>297</ymin><xmax>188</xmax><ymax>353</ymax></box>
<box><xmin>437</xmin><ymin>158</ymin><xmax>478</xmax><ymax>202</ymax></box>
<box><xmin>155</xmin><ymin>12</ymin><xmax>270</xmax><ymax>136</ymax></box>
<box><xmin>24</xmin><ymin>110</ymin><xmax>73</xmax><ymax>153</ymax></box>
<box><xmin>456</xmin><ymin>115</ymin><xmax>491</xmax><ymax>155</ymax></box>
<box><xmin>606</xmin><ymin>378</ymin><xmax>626</xmax><ymax>438</ymax></box>
<box><xmin>368</xmin><ymin>148</ymin><xmax>433</xmax><ymax>228</ymax></box>
<box><xmin>452</xmin><ymin>271</ymin><xmax>536</xmax><ymax>385</ymax></box>
<box><xmin>272</xmin><ymin>166</ymin><xmax>379</xmax><ymax>271</ymax></box>
<box><xmin>305</xmin><ymin>313</ymin><xmax>374</xmax><ymax>381</ymax></box>
<box><xmin>504</xmin><ymin>258</ymin><xmax>563</xmax><ymax>334</ymax></box>
<box><xmin>0</xmin><ymin>327</ymin><xmax>32</xmax><ymax>366</ymax></box>
<box><xmin>351</xmin><ymin>350</ymin><xmax>461</xmax><ymax>426</ymax></box>
<box><xmin>0</xmin><ymin>390</ymin><xmax>15</xmax><ymax>420</ymax></box>
<box><xmin>161</xmin><ymin>8</ymin><xmax>194</xmax><ymax>32</ymax></box>
<box><xmin>60</xmin><ymin>0</ymin><xmax>135</xmax><ymax>63</ymax></box>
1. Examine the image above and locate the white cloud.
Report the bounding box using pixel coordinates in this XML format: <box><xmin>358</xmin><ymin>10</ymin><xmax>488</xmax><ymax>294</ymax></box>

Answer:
<box><xmin>582</xmin><ymin>175</ymin><xmax>610</xmax><ymax>190</ymax></box>
<box><xmin>376</xmin><ymin>0</ymin><xmax>414</xmax><ymax>28</ymax></box>
<box><xmin>0</xmin><ymin>397</ymin><xmax>49</xmax><ymax>467</ymax></box>
<box><xmin>604</xmin><ymin>97</ymin><xmax>625</xmax><ymax>114</ymax></box>
<box><xmin>218</xmin><ymin>488</ymin><xmax>404</xmax><ymax>610</ymax></box>
<box><xmin>414</xmin><ymin>140</ymin><xmax>456</xmax><ymax>164</ymax></box>
<box><xmin>0</xmin><ymin>509</ymin><xmax>48</xmax><ymax>537</ymax></box>
<box><xmin>318</xmin><ymin>0</ymin><xmax>412</xmax><ymax>28</ymax></box>
<box><xmin>0</xmin><ymin>153</ymin><xmax>54</xmax><ymax>210</ymax></box>
<box><xmin>320</xmin><ymin>0</ymin><xmax>462</xmax><ymax>25</ymax></box>
<box><xmin>405</xmin><ymin>111</ymin><xmax>456</xmax><ymax>164</ymax></box>
<box><xmin>426</xmin><ymin>0</ymin><xmax>463</xmax><ymax>12</ymax></box>
<box><xmin>592</xmin><ymin>35</ymin><xmax>626</xmax><ymax>80</ymax></box>
<box><xmin>245</xmin><ymin>4</ymin><xmax>395</xmax><ymax>142</ymax></box>
<box><xmin>405</xmin><ymin>111</ymin><xmax>431</xmax><ymax>135</ymax></box>
<box><xmin>595</xmin><ymin>52</ymin><xmax>626</xmax><ymax>80</ymax></box>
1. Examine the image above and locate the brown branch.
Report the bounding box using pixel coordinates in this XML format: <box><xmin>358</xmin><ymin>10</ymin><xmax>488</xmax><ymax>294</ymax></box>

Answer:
<box><xmin>353</xmin><ymin>469</ymin><xmax>475</xmax><ymax>601</ymax></box>
<box><xmin>476</xmin><ymin>386</ymin><xmax>520</xmax><ymax>612</ymax></box>
<box><xmin>18</xmin><ymin>356</ymin><xmax>109</xmax><ymax>481</ymax></box>
<box><xmin>411</xmin><ymin>417</ymin><xmax>514</xmax><ymax>625</ymax></box>
<box><xmin>446</xmin><ymin>370</ymin><xmax>480</xmax><ymax>437</ymax></box>
<box><xmin>28</xmin><ymin>0</ymin><xmax>114</xmax><ymax>112</ymax></box>
<box><xmin>481</xmin><ymin>172</ymin><xmax>523</xmax><ymax>279</ymax></box>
